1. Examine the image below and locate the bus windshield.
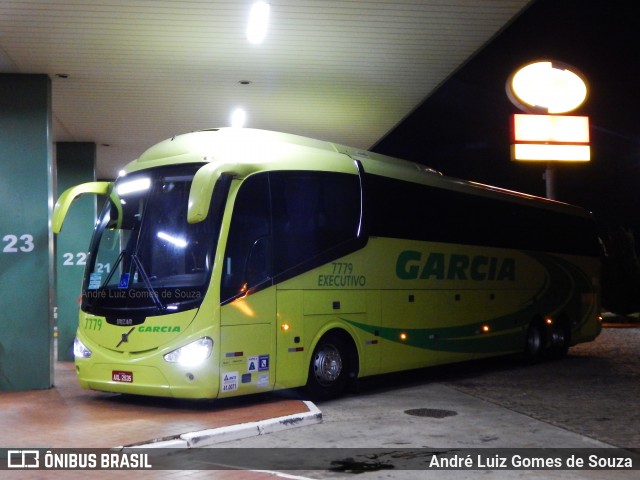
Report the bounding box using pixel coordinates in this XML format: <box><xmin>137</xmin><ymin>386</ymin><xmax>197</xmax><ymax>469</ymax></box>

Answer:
<box><xmin>82</xmin><ymin>164</ymin><xmax>222</xmax><ymax>316</ymax></box>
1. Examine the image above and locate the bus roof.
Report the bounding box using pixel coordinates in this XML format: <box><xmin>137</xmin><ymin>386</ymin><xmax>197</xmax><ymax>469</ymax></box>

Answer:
<box><xmin>126</xmin><ymin>128</ymin><xmax>591</xmax><ymax>219</ymax></box>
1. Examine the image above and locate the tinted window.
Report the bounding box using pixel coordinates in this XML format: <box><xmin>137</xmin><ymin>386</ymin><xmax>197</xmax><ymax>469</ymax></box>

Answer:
<box><xmin>366</xmin><ymin>174</ymin><xmax>599</xmax><ymax>256</ymax></box>
<box><xmin>270</xmin><ymin>171</ymin><xmax>361</xmax><ymax>274</ymax></box>
<box><xmin>82</xmin><ymin>165</ymin><xmax>228</xmax><ymax>316</ymax></box>
<box><xmin>221</xmin><ymin>174</ymin><xmax>272</xmax><ymax>302</ymax></box>
<box><xmin>221</xmin><ymin>170</ymin><xmax>363</xmax><ymax>302</ymax></box>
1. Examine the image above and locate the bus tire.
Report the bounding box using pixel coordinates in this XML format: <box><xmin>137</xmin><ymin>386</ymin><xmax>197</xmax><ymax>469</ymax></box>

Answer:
<box><xmin>306</xmin><ymin>331</ymin><xmax>352</xmax><ymax>400</ymax></box>
<box><xmin>549</xmin><ymin>319</ymin><xmax>570</xmax><ymax>359</ymax></box>
<box><xmin>523</xmin><ymin>319</ymin><xmax>545</xmax><ymax>362</ymax></box>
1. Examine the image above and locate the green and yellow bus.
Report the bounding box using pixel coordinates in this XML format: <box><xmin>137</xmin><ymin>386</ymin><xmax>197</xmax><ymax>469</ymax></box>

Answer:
<box><xmin>53</xmin><ymin>128</ymin><xmax>602</xmax><ymax>399</ymax></box>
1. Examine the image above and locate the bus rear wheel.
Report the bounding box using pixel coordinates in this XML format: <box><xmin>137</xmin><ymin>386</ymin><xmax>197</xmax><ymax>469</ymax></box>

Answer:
<box><xmin>523</xmin><ymin>320</ymin><xmax>545</xmax><ymax>362</ymax></box>
<box><xmin>306</xmin><ymin>332</ymin><xmax>350</xmax><ymax>400</ymax></box>
<box><xmin>549</xmin><ymin>320</ymin><xmax>570</xmax><ymax>359</ymax></box>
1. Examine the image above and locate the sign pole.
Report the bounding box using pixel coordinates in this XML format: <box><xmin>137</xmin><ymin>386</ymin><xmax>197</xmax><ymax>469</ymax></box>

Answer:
<box><xmin>545</xmin><ymin>163</ymin><xmax>556</xmax><ymax>200</ymax></box>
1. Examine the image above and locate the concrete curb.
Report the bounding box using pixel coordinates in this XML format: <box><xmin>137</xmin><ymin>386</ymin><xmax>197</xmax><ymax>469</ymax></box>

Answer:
<box><xmin>121</xmin><ymin>400</ymin><xmax>322</xmax><ymax>449</ymax></box>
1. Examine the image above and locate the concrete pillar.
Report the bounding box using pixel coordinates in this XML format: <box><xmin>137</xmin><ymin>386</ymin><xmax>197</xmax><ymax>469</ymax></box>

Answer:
<box><xmin>55</xmin><ymin>143</ymin><xmax>96</xmax><ymax>361</ymax></box>
<box><xmin>0</xmin><ymin>74</ymin><xmax>53</xmax><ymax>390</ymax></box>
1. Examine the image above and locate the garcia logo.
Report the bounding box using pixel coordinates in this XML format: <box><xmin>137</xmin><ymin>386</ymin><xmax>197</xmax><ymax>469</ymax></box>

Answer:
<box><xmin>396</xmin><ymin>250</ymin><xmax>515</xmax><ymax>281</ymax></box>
<box><xmin>137</xmin><ymin>325</ymin><xmax>181</xmax><ymax>333</ymax></box>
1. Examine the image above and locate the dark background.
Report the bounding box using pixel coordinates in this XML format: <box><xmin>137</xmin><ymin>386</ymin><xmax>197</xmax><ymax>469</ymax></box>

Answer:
<box><xmin>373</xmin><ymin>0</ymin><xmax>640</xmax><ymax>312</ymax></box>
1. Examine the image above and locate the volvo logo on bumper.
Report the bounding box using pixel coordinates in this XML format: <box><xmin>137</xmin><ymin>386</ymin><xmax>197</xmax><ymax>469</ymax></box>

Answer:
<box><xmin>116</xmin><ymin>327</ymin><xmax>135</xmax><ymax>348</ymax></box>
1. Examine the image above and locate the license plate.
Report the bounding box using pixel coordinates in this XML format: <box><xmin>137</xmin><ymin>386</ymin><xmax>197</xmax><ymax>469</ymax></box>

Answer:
<box><xmin>112</xmin><ymin>370</ymin><xmax>133</xmax><ymax>383</ymax></box>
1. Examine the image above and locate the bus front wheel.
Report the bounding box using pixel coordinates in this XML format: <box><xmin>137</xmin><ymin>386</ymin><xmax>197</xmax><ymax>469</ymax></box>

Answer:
<box><xmin>306</xmin><ymin>332</ymin><xmax>351</xmax><ymax>400</ymax></box>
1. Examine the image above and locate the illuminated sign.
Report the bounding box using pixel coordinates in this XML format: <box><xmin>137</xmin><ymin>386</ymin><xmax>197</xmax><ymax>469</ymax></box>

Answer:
<box><xmin>511</xmin><ymin>143</ymin><xmax>590</xmax><ymax>162</ymax></box>
<box><xmin>513</xmin><ymin>114</ymin><xmax>589</xmax><ymax>143</ymax></box>
<box><xmin>506</xmin><ymin>61</ymin><xmax>588</xmax><ymax>114</ymax></box>
<box><xmin>510</xmin><ymin>113</ymin><xmax>590</xmax><ymax>162</ymax></box>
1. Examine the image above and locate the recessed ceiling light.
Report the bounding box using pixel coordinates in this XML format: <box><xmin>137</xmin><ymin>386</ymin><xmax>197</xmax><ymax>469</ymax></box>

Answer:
<box><xmin>231</xmin><ymin>108</ymin><xmax>247</xmax><ymax>128</ymax></box>
<box><xmin>247</xmin><ymin>1</ymin><xmax>270</xmax><ymax>44</ymax></box>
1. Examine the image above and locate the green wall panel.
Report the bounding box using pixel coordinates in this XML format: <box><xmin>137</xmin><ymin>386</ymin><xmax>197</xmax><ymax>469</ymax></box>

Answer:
<box><xmin>0</xmin><ymin>74</ymin><xmax>53</xmax><ymax>390</ymax></box>
<box><xmin>55</xmin><ymin>143</ymin><xmax>96</xmax><ymax>361</ymax></box>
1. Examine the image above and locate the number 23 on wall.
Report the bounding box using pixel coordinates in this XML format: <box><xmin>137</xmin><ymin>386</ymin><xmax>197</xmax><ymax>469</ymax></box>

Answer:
<box><xmin>2</xmin><ymin>234</ymin><xmax>35</xmax><ymax>253</ymax></box>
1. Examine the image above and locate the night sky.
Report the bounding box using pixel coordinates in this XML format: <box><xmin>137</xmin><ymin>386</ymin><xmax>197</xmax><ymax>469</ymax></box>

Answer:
<box><xmin>374</xmin><ymin>0</ymin><xmax>640</xmax><ymax>236</ymax></box>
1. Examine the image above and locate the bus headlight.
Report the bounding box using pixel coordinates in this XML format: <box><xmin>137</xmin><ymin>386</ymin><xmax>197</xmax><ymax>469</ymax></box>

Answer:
<box><xmin>163</xmin><ymin>337</ymin><xmax>213</xmax><ymax>367</ymax></box>
<box><xmin>73</xmin><ymin>337</ymin><xmax>92</xmax><ymax>358</ymax></box>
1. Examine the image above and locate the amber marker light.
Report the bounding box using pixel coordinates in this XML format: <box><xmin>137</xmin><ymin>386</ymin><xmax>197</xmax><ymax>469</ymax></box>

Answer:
<box><xmin>399</xmin><ymin>333</ymin><xmax>408</xmax><ymax>341</ymax></box>
<box><xmin>481</xmin><ymin>325</ymin><xmax>490</xmax><ymax>333</ymax></box>
<box><xmin>545</xmin><ymin>317</ymin><xmax>554</xmax><ymax>325</ymax></box>
<box><xmin>281</xmin><ymin>323</ymin><xmax>290</xmax><ymax>332</ymax></box>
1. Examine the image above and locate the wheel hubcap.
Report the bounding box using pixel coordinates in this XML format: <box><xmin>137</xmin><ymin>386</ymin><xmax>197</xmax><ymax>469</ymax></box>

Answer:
<box><xmin>314</xmin><ymin>345</ymin><xmax>342</xmax><ymax>386</ymax></box>
<box><xmin>551</xmin><ymin>327</ymin><xmax>566</xmax><ymax>349</ymax></box>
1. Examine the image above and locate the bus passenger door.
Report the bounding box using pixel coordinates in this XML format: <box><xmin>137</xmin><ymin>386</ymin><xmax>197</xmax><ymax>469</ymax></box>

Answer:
<box><xmin>218</xmin><ymin>175</ymin><xmax>277</xmax><ymax>396</ymax></box>
<box><xmin>275</xmin><ymin>289</ymin><xmax>308</xmax><ymax>389</ymax></box>
<box><xmin>220</xmin><ymin>288</ymin><xmax>276</xmax><ymax>396</ymax></box>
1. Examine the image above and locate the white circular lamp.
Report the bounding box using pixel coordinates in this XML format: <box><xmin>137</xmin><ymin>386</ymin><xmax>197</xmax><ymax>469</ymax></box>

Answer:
<box><xmin>506</xmin><ymin>61</ymin><xmax>588</xmax><ymax>114</ymax></box>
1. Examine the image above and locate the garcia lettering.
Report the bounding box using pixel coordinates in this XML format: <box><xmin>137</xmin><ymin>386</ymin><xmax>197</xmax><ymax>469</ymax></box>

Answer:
<box><xmin>137</xmin><ymin>325</ymin><xmax>181</xmax><ymax>333</ymax></box>
<box><xmin>396</xmin><ymin>250</ymin><xmax>515</xmax><ymax>281</ymax></box>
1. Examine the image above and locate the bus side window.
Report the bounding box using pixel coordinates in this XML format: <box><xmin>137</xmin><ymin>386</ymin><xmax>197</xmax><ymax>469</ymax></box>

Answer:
<box><xmin>270</xmin><ymin>171</ymin><xmax>360</xmax><ymax>275</ymax></box>
<box><xmin>221</xmin><ymin>174</ymin><xmax>272</xmax><ymax>302</ymax></box>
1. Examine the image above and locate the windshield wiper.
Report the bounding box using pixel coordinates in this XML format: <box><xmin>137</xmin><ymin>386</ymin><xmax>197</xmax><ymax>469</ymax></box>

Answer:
<box><xmin>131</xmin><ymin>253</ymin><xmax>165</xmax><ymax>312</ymax></box>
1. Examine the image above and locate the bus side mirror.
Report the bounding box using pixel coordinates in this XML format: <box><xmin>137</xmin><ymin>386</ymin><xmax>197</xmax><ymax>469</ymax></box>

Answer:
<box><xmin>188</xmin><ymin>163</ymin><xmax>220</xmax><ymax>224</ymax></box>
<box><xmin>189</xmin><ymin>162</ymin><xmax>256</xmax><ymax>224</ymax></box>
<box><xmin>53</xmin><ymin>181</ymin><xmax>111</xmax><ymax>234</ymax></box>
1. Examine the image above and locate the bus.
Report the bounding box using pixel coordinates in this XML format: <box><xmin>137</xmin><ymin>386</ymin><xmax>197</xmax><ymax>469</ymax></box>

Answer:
<box><xmin>53</xmin><ymin>128</ymin><xmax>602</xmax><ymax>400</ymax></box>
